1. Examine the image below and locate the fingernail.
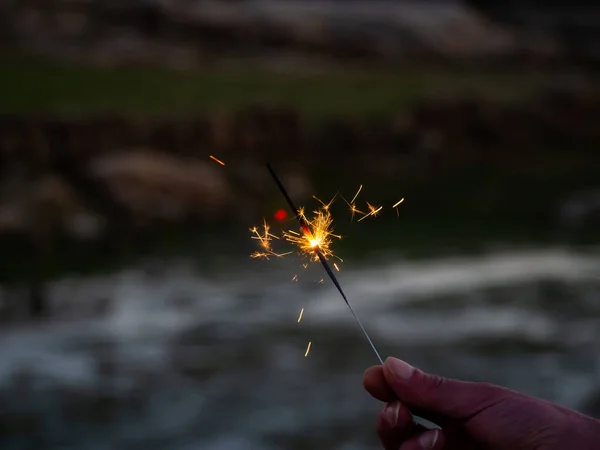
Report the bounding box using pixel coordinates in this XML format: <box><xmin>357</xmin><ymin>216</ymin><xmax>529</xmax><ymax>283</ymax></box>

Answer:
<box><xmin>418</xmin><ymin>429</ymin><xmax>439</xmax><ymax>449</ymax></box>
<box><xmin>385</xmin><ymin>357</ymin><xmax>414</xmax><ymax>380</ymax></box>
<box><xmin>383</xmin><ymin>401</ymin><xmax>400</xmax><ymax>427</ymax></box>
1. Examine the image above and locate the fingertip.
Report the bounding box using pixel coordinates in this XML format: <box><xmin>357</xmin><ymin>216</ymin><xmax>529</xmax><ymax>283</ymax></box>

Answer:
<box><xmin>376</xmin><ymin>401</ymin><xmax>414</xmax><ymax>431</ymax></box>
<box><xmin>380</xmin><ymin>402</ymin><xmax>400</xmax><ymax>428</ymax></box>
<box><xmin>377</xmin><ymin>401</ymin><xmax>426</xmax><ymax>450</ymax></box>
<box><xmin>399</xmin><ymin>428</ymin><xmax>445</xmax><ymax>450</ymax></box>
<box><xmin>363</xmin><ymin>365</ymin><xmax>379</xmax><ymax>392</ymax></box>
<box><xmin>418</xmin><ymin>428</ymin><xmax>440</xmax><ymax>449</ymax></box>
<box><xmin>363</xmin><ymin>365</ymin><xmax>381</xmax><ymax>381</ymax></box>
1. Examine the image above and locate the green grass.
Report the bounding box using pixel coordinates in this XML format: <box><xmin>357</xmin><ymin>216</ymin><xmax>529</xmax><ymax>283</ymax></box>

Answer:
<box><xmin>0</xmin><ymin>55</ymin><xmax>542</xmax><ymax>119</ymax></box>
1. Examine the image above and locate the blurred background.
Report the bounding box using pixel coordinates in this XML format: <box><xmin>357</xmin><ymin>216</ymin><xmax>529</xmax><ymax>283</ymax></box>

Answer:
<box><xmin>1</xmin><ymin>0</ymin><xmax>600</xmax><ymax>448</ymax></box>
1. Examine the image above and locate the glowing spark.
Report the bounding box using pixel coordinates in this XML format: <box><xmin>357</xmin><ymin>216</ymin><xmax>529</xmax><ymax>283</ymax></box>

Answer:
<box><xmin>209</xmin><ymin>155</ymin><xmax>225</xmax><ymax>166</ymax></box>
<box><xmin>249</xmin><ymin>221</ymin><xmax>274</xmax><ymax>254</ymax></box>
<box><xmin>357</xmin><ymin>202</ymin><xmax>383</xmax><ymax>222</ymax></box>
<box><xmin>333</xmin><ymin>263</ymin><xmax>340</xmax><ymax>271</ymax></box>
<box><xmin>344</xmin><ymin>198</ymin><xmax>366</xmax><ymax>221</ymax></box>
<box><xmin>297</xmin><ymin>207</ymin><xmax>306</xmax><ymax>221</ymax></box>
<box><xmin>392</xmin><ymin>198</ymin><xmax>405</xmax><ymax>208</ymax></box>
<box><xmin>250</xmin><ymin>251</ymin><xmax>292</xmax><ymax>259</ymax></box>
<box><xmin>292</xmin><ymin>274</ymin><xmax>298</xmax><ymax>282</ymax></box>
<box><xmin>350</xmin><ymin>185</ymin><xmax>363</xmax><ymax>204</ymax></box>
<box><xmin>393</xmin><ymin>198</ymin><xmax>405</xmax><ymax>217</ymax></box>
<box><xmin>304</xmin><ymin>341</ymin><xmax>312</xmax><ymax>357</ymax></box>
<box><xmin>313</xmin><ymin>194</ymin><xmax>337</xmax><ymax>211</ymax></box>
<box><xmin>297</xmin><ymin>308</ymin><xmax>304</xmax><ymax>323</ymax></box>
<box><xmin>249</xmin><ymin>219</ymin><xmax>291</xmax><ymax>259</ymax></box>
<box><xmin>350</xmin><ymin>205</ymin><xmax>365</xmax><ymax>221</ymax></box>
<box><xmin>302</xmin><ymin>263</ymin><xmax>308</xmax><ymax>269</ymax></box>
<box><xmin>343</xmin><ymin>185</ymin><xmax>366</xmax><ymax>221</ymax></box>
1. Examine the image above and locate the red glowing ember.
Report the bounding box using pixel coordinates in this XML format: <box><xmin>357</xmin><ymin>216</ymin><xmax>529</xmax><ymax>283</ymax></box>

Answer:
<box><xmin>274</xmin><ymin>209</ymin><xmax>287</xmax><ymax>221</ymax></box>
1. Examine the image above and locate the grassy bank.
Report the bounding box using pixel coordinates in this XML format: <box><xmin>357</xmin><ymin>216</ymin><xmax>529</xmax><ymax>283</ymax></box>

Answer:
<box><xmin>1</xmin><ymin>55</ymin><xmax>543</xmax><ymax>119</ymax></box>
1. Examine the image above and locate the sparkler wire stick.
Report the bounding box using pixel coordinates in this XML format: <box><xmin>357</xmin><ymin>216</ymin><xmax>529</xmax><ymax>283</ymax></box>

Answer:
<box><xmin>266</xmin><ymin>163</ymin><xmax>384</xmax><ymax>364</ymax></box>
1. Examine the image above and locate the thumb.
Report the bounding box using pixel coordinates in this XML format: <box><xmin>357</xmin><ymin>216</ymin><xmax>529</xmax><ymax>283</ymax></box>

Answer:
<box><xmin>383</xmin><ymin>357</ymin><xmax>513</xmax><ymax>422</ymax></box>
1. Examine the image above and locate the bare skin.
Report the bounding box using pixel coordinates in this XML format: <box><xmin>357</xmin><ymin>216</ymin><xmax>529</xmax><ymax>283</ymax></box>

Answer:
<box><xmin>363</xmin><ymin>358</ymin><xmax>600</xmax><ymax>450</ymax></box>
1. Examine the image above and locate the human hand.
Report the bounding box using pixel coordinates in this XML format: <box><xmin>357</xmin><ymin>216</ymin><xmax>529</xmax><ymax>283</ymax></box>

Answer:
<box><xmin>364</xmin><ymin>357</ymin><xmax>600</xmax><ymax>450</ymax></box>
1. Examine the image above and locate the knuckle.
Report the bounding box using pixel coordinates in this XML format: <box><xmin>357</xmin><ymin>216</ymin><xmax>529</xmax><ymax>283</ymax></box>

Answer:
<box><xmin>473</xmin><ymin>381</ymin><xmax>512</xmax><ymax>403</ymax></box>
<box><xmin>416</xmin><ymin>374</ymin><xmax>445</xmax><ymax>406</ymax></box>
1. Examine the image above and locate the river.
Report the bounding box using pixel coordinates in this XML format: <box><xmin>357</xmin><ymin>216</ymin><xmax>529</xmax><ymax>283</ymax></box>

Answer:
<box><xmin>0</xmin><ymin>247</ymin><xmax>599</xmax><ymax>449</ymax></box>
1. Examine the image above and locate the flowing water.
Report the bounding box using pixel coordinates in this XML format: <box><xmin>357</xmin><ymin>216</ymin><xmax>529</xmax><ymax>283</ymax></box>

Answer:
<box><xmin>0</xmin><ymin>247</ymin><xmax>599</xmax><ymax>449</ymax></box>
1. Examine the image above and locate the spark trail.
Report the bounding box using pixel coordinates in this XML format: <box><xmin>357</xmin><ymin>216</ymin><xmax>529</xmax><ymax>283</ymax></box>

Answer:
<box><xmin>209</xmin><ymin>155</ymin><xmax>225</xmax><ymax>166</ymax></box>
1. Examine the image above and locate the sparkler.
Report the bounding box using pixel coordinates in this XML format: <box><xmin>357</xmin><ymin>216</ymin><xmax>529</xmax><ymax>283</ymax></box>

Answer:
<box><xmin>208</xmin><ymin>153</ymin><xmax>402</xmax><ymax>365</ymax></box>
<box><xmin>245</xmin><ymin>163</ymin><xmax>425</xmax><ymax>425</ymax></box>
<box><xmin>266</xmin><ymin>163</ymin><xmax>384</xmax><ymax>364</ymax></box>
